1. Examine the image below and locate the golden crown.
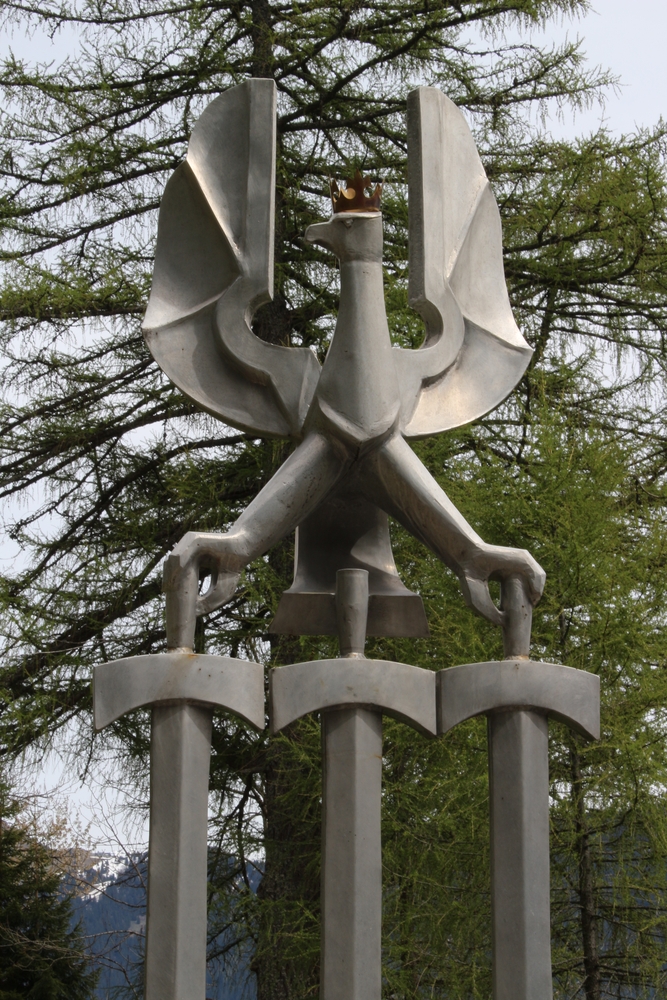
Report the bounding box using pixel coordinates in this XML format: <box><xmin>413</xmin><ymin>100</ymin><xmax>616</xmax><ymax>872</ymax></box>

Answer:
<box><xmin>330</xmin><ymin>169</ymin><xmax>382</xmax><ymax>213</ymax></box>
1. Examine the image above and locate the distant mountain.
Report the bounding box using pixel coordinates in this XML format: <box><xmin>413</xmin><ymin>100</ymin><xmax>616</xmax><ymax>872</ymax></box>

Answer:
<box><xmin>72</xmin><ymin>853</ymin><xmax>256</xmax><ymax>1000</ymax></box>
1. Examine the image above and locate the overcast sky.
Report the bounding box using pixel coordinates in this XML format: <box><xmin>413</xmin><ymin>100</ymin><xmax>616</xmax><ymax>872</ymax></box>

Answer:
<box><xmin>2</xmin><ymin>1</ymin><xmax>665</xmax><ymax>137</ymax></box>
<box><xmin>9</xmin><ymin>0</ymin><xmax>667</xmax><ymax>850</ymax></box>
<box><xmin>532</xmin><ymin>0</ymin><xmax>666</xmax><ymax>137</ymax></box>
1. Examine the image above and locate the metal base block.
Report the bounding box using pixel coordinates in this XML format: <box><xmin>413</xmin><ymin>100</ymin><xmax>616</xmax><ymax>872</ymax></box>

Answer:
<box><xmin>321</xmin><ymin>707</ymin><xmax>382</xmax><ymax>1000</ymax></box>
<box><xmin>269</xmin><ymin>491</ymin><xmax>428</xmax><ymax>637</ymax></box>
<box><xmin>145</xmin><ymin>704</ymin><xmax>213</xmax><ymax>1000</ymax></box>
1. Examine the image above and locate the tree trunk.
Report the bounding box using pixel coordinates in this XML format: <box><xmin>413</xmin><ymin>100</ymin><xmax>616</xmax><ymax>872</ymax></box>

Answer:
<box><xmin>251</xmin><ymin>0</ymin><xmax>275</xmax><ymax>80</ymax></box>
<box><xmin>253</xmin><ymin>711</ymin><xmax>321</xmax><ymax>1000</ymax></box>
<box><xmin>570</xmin><ymin>742</ymin><xmax>601</xmax><ymax>1000</ymax></box>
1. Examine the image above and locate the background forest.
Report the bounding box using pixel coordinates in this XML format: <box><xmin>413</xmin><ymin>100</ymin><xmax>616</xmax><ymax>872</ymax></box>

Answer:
<box><xmin>0</xmin><ymin>0</ymin><xmax>666</xmax><ymax>997</ymax></box>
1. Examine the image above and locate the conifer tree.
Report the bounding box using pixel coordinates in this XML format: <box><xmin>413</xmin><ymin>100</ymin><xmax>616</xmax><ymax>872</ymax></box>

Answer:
<box><xmin>0</xmin><ymin>1</ymin><xmax>667</xmax><ymax>998</ymax></box>
<box><xmin>0</xmin><ymin>782</ymin><xmax>97</xmax><ymax>998</ymax></box>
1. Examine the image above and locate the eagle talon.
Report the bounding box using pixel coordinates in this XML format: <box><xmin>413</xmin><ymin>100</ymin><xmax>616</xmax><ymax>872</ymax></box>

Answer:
<box><xmin>460</xmin><ymin>574</ymin><xmax>504</xmax><ymax>626</ymax></box>
<box><xmin>163</xmin><ymin>531</ymin><xmax>245</xmax><ymax>648</ymax></box>
<box><xmin>459</xmin><ymin>544</ymin><xmax>545</xmax><ymax>627</ymax></box>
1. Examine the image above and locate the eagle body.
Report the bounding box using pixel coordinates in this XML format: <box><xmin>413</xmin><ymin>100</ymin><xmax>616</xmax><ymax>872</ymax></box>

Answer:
<box><xmin>145</xmin><ymin>79</ymin><xmax>545</xmax><ymax>649</ymax></box>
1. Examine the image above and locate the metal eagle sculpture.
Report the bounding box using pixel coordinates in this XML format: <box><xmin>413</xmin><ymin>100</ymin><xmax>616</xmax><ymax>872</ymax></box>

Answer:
<box><xmin>142</xmin><ymin>79</ymin><xmax>545</xmax><ymax>648</ymax></box>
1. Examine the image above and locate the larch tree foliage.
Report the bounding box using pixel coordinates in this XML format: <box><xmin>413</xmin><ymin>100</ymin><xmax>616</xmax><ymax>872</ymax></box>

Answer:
<box><xmin>0</xmin><ymin>0</ymin><xmax>667</xmax><ymax>998</ymax></box>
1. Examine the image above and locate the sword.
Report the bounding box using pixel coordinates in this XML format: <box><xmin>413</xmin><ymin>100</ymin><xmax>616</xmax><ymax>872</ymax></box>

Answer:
<box><xmin>437</xmin><ymin>578</ymin><xmax>600</xmax><ymax>1000</ymax></box>
<box><xmin>322</xmin><ymin>569</ymin><xmax>382</xmax><ymax>1000</ymax></box>
<box><xmin>93</xmin><ymin>615</ymin><xmax>264</xmax><ymax>1000</ymax></box>
<box><xmin>270</xmin><ymin>568</ymin><xmax>437</xmax><ymax>1000</ymax></box>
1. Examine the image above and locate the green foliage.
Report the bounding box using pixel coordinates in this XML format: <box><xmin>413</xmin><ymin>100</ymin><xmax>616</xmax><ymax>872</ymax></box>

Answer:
<box><xmin>1</xmin><ymin>1</ymin><xmax>667</xmax><ymax>998</ymax></box>
<box><xmin>0</xmin><ymin>783</ymin><xmax>97</xmax><ymax>999</ymax></box>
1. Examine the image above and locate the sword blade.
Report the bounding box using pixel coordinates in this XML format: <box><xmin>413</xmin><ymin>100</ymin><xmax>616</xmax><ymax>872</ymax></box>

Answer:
<box><xmin>489</xmin><ymin>709</ymin><xmax>553</xmax><ymax>1000</ymax></box>
<box><xmin>321</xmin><ymin>706</ymin><xmax>382</xmax><ymax>1000</ymax></box>
<box><xmin>145</xmin><ymin>703</ymin><xmax>213</xmax><ymax>1000</ymax></box>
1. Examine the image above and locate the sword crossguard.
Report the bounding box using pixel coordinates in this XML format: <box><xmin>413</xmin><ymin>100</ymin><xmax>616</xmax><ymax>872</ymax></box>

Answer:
<box><xmin>436</xmin><ymin>659</ymin><xmax>599</xmax><ymax>740</ymax></box>
<box><xmin>93</xmin><ymin>652</ymin><xmax>265</xmax><ymax>732</ymax></box>
<box><xmin>269</xmin><ymin>657</ymin><xmax>437</xmax><ymax>736</ymax></box>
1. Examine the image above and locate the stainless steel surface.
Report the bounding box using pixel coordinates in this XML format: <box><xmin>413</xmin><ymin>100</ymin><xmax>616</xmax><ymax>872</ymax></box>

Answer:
<box><xmin>489</xmin><ymin>577</ymin><xmax>553</xmax><ymax>1000</ymax></box>
<box><xmin>143</xmin><ymin>78</ymin><xmax>319</xmax><ymax>440</ymax></box>
<box><xmin>437</xmin><ymin>654</ymin><xmax>600</xmax><ymax>1000</ymax></box>
<box><xmin>320</xmin><ymin>570</ymin><xmax>381</xmax><ymax>1000</ymax></box>
<box><xmin>143</xmin><ymin>79</ymin><xmax>544</xmax><ymax>643</ymax></box>
<box><xmin>93</xmin><ymin>649</ymin><xmax>265</xmax><ymax>1000</ymax></box>
<box><xmin>134</xmin><ymin>77</ymin><xmax>573</xmax><ymax>999</ymax></box>
<box><xmin>321</xmin><ymin>706</ymin><xmax>382</xmax><ymax>1000</ymax></box>
<box><xmin>489</xmin><ymin>709</ymin><xmax>553</xmax><ymax>1000</ymax></box>
<box><xmin>270</xmin><ymin>571</ymin><xmax>436</xmax><ymax>1000</ymax></box>
<box><xmin>270</xmin><ymin>658</ymin><xmax>436</xmax><ymax>736</ymax></box>
<box><xmin>145</xmin><ymin>703</ymin><xmax>213</xmax><ymax>1000</ymax></box>
<box><xmin>501</xmin><ymin>573</ymin><xmax>534</xmax><ymax>659</ymax></box>
<box><xmin>143</xmin><ymin>82</ymin><xmax>532</xmax><ymax>443</ymax></box>
<box><xmin>160</xmin><ymin>210</ymin><xmax>544</xmax><ymax>643</ymax></box>
<box><xmin>402</xmin><ymin>87</ymin><xmax>533</xmax><ymax>437</ymax></box>
<box><xmin>436</xmin><ymin>660</ymin><xmax>600</xmax><ymax>739</ymax></box>
<box><xmin>163</xmin><ymin>430</ymin><xmax>347</xmax><ymax>651</ymax></box>
<box><xmin>335</xmin><ymin>567</ymin><xmax>369</xmax><ymax>656</ymax></box>
<box><xmin>93</xmin><ymin>652</ymin><xmax>265</xmax><ymax>730</ymax></box>
<box><xmin>436</xmin><ymin>578</ymin><xmax>599</xmax><ymax>1000</ymax></box>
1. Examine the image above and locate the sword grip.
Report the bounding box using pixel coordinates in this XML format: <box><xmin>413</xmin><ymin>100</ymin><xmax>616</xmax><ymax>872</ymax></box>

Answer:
<box><xmin>501</xmin><ymin>573</ymin><xmax>533</xmax><ymax>659</ymax></box>
<box><xmin>335</xmin><ymin>568</ymin><xmax>369</xmax><ymax>657</ymax></box>
<box><xmin>164</xmin><ymin>556</ymin><xmax>198</xmax><ymax>652</ymax></box>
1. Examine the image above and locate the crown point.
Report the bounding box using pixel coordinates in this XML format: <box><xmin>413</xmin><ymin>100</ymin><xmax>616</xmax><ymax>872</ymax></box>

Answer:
<box><xmin>330</xmin><ymin>169</ymin><xmax>382</xmax><ymax>213</ymax></box>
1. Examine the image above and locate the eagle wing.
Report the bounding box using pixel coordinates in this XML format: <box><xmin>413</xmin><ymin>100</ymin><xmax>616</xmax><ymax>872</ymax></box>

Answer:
<box><xmin>396</xmin><ymin>87</ymin><xmax>532</xmax><ymax>439</ymax></box>
<box><xmin>142</xmin><ymin>79</ymin><xmax>320</xmax><ymax>439</ymax></box>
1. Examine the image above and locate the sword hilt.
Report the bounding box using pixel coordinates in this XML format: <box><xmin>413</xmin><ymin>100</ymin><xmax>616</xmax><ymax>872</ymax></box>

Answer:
<box><xmin>500</xmin><ymin>573</ymin><xmax>533</xmax><ymax>660</ymax></box>
<box><xmin>164</xmin><ymin>554</ymin><xmax>198</xmax><ymax>652</ymax></box>
<box><xmin>335</xmin><ymin>568</ymin><xmax>369</xmax><ymax>658</ymax></box>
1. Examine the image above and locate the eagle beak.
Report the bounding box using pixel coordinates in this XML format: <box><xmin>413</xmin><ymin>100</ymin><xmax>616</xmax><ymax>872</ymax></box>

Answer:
<box><xmin>305</xmin><ymin>219</ymin><xmax>335</xmax><ymax>249</ymax></box>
